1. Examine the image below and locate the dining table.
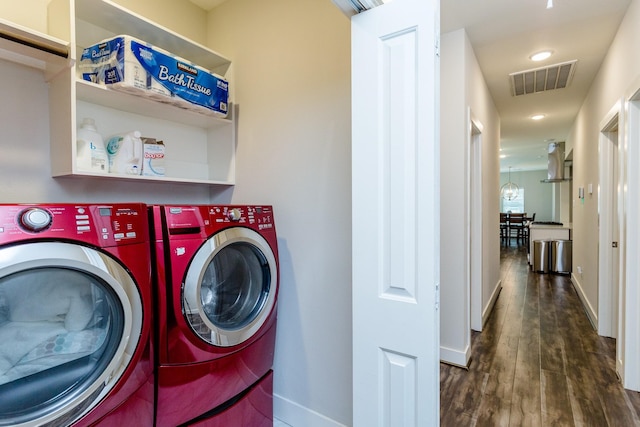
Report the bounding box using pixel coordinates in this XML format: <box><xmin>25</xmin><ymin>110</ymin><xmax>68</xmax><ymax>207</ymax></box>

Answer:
<box><xmin>500</xmin><ymin>212</ymin><xmax>533</xmax><ymax>245</ymax></box>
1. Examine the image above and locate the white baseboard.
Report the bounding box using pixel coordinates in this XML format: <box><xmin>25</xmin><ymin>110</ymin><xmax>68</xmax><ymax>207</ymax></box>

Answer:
<box><xmin>439</xmin><ymin>280</ymin><xmax>500</xmax><ymax>367</ymax></box>
<box><xmin>274</xmin><ymin>394</ymin><xmax>348</xmax><ymax>427</ymax></box>
<box><xmin>482</xmin><ymin>280</ymin><xmax>502</xmax><ymax>327</ymax></box>
<box><xmin>571</xmin><ymin>273</ymin><xmax>597</xmax><ymax>329</ymax></box>
<box><xmin>440</xmin><ymin>343</ymin><xmax>471</xmax><ymax>368</ymax></box>
<box><xmin>617</xmin><ymin>355</ymin><xmax>624</xmax><ymax>386</ymax></box>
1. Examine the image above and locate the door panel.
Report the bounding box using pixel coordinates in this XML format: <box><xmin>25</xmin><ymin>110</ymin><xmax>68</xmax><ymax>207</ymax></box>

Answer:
<box><xmin>352</xmin><ymin>0</ymin><xmax>440</xmax><ymax>424</ymax></box>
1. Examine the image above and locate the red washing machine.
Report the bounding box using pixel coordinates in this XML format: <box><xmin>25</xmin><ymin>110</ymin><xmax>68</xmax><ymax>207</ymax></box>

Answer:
<box><xmin>150</xmin><ymin>205</ymin><xmax>278</xmax><ymax>427</ymax></box>
<box><xmin>0</xmin><ymin>203</ymin><xmax>154</xmax><ymax>427</ymax></box>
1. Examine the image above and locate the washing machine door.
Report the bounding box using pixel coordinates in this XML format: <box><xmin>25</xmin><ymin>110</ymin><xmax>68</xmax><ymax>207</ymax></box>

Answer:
<box><xmin>183</xmin><ymin>227</ymin><xmax>277</xmax><ymax>347</ymax></box>
<box><xmin>0</xmin><ymin>242</ymin><xmax>143</xmax><ymax>427</ymax></box>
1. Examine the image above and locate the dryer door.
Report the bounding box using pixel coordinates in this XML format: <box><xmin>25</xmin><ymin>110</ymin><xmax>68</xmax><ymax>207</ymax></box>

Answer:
<box><xmin>0</xmin><ymin>242</ymin><xmax>143</xmax><ymax>427</ymax></box>
<box><xmin>183</xmin><ymin>227</ymin><xmax>277</xmax><ymax>347</ymax></box>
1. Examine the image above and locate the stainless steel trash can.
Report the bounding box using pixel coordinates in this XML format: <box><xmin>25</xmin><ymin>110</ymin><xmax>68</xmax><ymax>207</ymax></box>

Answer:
<box><xmin>533</xmin><ymin>240</ymin><xmax>550</xmax><ymax>273</ymax></box>
<box><xmin>551</xmin><ymin>240</ymin><xmax>572</xmax><ymax>274</ymax></box>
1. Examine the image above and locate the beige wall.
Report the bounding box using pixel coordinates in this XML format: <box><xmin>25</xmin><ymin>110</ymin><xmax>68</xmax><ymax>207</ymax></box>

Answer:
<box><xmin>4</xmin><ymin>0</ymin><xmax>209</xmax><ymax>46</ymax></box>
<box><xmin>568</xmin><ymin>0</ymin><xmax>639</xmax><ymax>320</ymax></box>
<box><xmin>207</xmin><ymin>1</ymin><xmax>353</xmax><ymax>425</ymax></box>
<box><xmin>440</xmin><ymin>29</ymin><xmax>469</xmax><ymax>364</ymax></box>
<box><xmin>499</xmin><ymin>169</ymin><xmax>554</xmax><ymax>220</ymax></box>
<box><xmin>440</xmin><ymin>29</ymin><xmax>501</xmax><ymax>366</ymax></box>
<box><xmin>465</xmin><ymin>31</ymin><xmax>502</xmax><ymax>336</ymax></box>
<box><xmin>112</xmin><ymin>0</ymin><xmax>207</xmax><ymax>45</ymax></box>
<box><xmin>566</xmin><ymin>0</ymin><xmax>640</xmax><ymax>388</ymax></box>
<box><xmin>0</xmin><ymin>0</ymin><xmax>50</xmax><ymax>33</ymax></box>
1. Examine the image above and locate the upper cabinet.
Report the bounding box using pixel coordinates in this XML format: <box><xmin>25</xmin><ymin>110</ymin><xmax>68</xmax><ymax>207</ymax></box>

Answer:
<box><xmin>6</xmin><ymin>0</ymin><xmax>236</xmax><ymax>186</ymax></box>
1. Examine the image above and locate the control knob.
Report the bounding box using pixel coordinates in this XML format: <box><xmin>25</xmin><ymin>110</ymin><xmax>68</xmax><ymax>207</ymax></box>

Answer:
<box><xmin>228</xmin><ymin>208</ymin><xmax>242</xmax><ymax>222</ymax></box>
<box><xmin>19</xmin><ymin>208</ymin><xmax>52</xmax><ymax>232</ymax></box>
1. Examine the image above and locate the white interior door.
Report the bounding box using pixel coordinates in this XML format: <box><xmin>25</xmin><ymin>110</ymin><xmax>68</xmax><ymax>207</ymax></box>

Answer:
<box><xmin>351</xmin><ymin>0</ymin><xmax>440</xmax><ymax>425</ymax></box>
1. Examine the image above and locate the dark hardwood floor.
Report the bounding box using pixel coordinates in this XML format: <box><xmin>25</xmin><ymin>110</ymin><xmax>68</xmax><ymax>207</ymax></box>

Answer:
<box><xmin>440</xmin><ymin>243</ymin><xmax>640</xmax><ymax>426</ymax></box>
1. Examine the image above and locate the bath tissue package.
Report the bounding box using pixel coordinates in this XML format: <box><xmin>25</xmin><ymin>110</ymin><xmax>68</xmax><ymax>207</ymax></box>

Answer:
<box><xmin>80</xmin><ymin>35</ymin><xmax>229</xmax><ymax>117</ymax></box>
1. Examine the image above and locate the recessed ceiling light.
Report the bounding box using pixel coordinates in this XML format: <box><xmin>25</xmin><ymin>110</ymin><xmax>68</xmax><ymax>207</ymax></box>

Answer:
<box><xmin>531</xmin><ymin>114</ymin><xmax>546</xmax><ymax>121</ymax></box>
<box><xmin>530</xmin><ymin>51</ymin><xmax>553</xmax><ymax>61</ymax></box>
<box><xmin>500</xmin><ymin>154</ymin><xmax>507</xmax><ymax>158</ymax></box>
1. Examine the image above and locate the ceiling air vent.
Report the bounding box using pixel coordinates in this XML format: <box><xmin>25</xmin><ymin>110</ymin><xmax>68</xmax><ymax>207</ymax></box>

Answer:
<box><xmin>509</xmin><ymin>60</ymin><xmax>577</xmax><ymax>96</ymax></box>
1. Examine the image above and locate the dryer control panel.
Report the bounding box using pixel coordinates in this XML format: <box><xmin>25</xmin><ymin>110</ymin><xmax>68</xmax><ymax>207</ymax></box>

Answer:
<box><xmin>208</xmin><ymin>205</ymin><xmax>275</xmax><ymax>232</ymax></box>
<box><xmin>161</xmin><ymin>205</ymin><xmax>275</xmax><ymax>236</ymax></box>
<box><xmin>0</xmin><ymin>203</ymin><xmax>149</xmax><ymax>247</ymax></box>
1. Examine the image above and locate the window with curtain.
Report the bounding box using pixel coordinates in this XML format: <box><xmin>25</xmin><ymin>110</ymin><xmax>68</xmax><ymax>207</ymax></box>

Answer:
<box><xmin>502</xmin><ymin>189</ymin><xmax>525</xmax><ymax>213</ymax></box>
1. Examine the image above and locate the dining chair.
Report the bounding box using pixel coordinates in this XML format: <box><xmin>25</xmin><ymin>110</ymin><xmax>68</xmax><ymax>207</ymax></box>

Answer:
<box><xmin>508</xmin><ymin>213</ymin><xmax>526</xmax><ymax>245</ymax></box>
<box><xmin>522</xmin><ymin>213</ymin><xmax>536</xmax><ymax>247</ymax></box>
<box><xmin>500</xmin><ymin>213</ymin><xmax>509</xmax><ymax>244</ymax></box>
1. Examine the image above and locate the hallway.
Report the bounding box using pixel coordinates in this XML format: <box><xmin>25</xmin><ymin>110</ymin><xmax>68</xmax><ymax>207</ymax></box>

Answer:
<box><xmin>440</xmin><ymin>244</ymin><xmax>640</xmax><ymax>426</ymax></box>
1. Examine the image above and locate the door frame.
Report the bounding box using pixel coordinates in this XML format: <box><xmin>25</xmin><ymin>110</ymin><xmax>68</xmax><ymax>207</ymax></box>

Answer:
<box><xmin>468</xmin><ymin>108</ymin><xmax>483</xmax><ymax>331</ymax></box>
<box><xmin>620</xmin><ymin>80</ymin><xmax>640</xmax><ymax>391</ymax></box>
<box><xmin>598</xmin><ymin>102</ymin><xmax>621</xmax><ymax>339</ymax></box>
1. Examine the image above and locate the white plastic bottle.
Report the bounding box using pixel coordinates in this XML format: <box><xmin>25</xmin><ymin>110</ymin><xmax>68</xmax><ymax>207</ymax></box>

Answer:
<box><xmin>106</xmin><ymin>130</ymin><xmax>143</xmax><ymax>175</ymax></box>
<box><xmin>76</xmin><ymin>118</ymin><xmax>108</xmax><ymax>174</ymax></box>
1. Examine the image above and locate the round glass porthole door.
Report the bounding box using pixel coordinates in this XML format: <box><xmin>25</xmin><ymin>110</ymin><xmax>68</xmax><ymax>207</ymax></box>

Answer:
<box><xmin>183</xmin><ymin>228</ymin><xmax>277</xmax><ymax>347</ymax></box>
<box><xmin>0</xmin><ymin>242</ymin><xmax>142</xmax><ymax>427</ymax></box>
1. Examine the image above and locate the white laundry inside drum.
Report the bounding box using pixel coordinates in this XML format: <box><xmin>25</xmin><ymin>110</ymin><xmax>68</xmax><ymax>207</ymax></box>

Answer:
<box><xmin>0</xmin><ymin>268</ymin><xmax>116</xmax><ymax>386</ymax></box>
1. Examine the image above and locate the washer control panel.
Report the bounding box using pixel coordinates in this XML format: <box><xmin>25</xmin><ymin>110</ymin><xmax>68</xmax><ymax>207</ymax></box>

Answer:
<box><xmin>0</xmin><ymin>204</ymin><xmax>148</xmax><ymax>246</ymax></box>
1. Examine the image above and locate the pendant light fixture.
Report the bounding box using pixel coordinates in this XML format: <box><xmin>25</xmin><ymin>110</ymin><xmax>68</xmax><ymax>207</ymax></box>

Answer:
<box><xmin>501</xmin><ymin>167</ymin><xmax>520</xmax><ymax>201</ymax></box>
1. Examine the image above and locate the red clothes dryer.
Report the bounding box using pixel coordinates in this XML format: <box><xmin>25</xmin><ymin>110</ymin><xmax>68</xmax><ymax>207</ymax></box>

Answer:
<box><xmin>150</xmin><ymin>205</ymin><xmax>279</xmax><ymax>427</ymax></box>
<box><xmin>0</xmin><ymin>203</ymin><xmax>153</xmax><ymax>427</ymax></box>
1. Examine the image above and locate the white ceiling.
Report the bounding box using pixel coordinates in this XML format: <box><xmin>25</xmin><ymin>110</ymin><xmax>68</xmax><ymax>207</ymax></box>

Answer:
<box><xmin>441</xmin><ymin>0</ymin><xmax>631</xmax><ymax>171</ymax></box>
<box><xmin>190</xmin><ymin>0</ymin><xmax>632</xmax><ymax>171</ymax></box>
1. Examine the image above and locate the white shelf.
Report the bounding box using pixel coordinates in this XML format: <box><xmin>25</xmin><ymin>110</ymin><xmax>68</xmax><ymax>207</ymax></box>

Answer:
<box><xmin>75</xmin><ymin>0</ymin><xmax>230</xmax><ymax>74</ymax></box>
<box><xmin>55</xmin><ymin>170</ymin><xmax>234</xmax><ymax>186</ymax></box>
<box><xmin>0</xmin><ymin>17</ymin><xmax>71</xmax><ymax>79</ymax></box>
<box><xmin>76</xmin><ymin>80</ymin><xmax>232</xmax><ymax>129</ymax></box>
<box><xmin>47</xmin><ymin>0</ymin><xmax>236</xmax><ymax>187</ymax></box>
